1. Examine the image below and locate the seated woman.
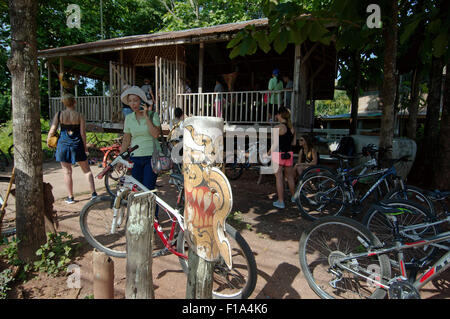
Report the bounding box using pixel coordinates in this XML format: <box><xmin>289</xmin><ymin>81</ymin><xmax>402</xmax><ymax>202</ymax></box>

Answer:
<box><xmin>295</xmin><ymin>134</ymin><xmax>319</xmax><ymax>178</ymax></box>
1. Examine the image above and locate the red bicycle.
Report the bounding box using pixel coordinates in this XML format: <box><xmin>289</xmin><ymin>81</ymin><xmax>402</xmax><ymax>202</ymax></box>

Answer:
<box><xmin>80</xmin><ymin>147</ymin><xmax>258</xmax><ymax>299</ymax></box>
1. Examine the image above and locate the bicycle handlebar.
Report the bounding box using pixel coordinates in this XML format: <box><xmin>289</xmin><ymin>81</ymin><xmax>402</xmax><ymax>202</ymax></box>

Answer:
<box><xmin>97</xmin><ymin>145</ymin><xmax>139</xmax><ymax>179</ymax></box>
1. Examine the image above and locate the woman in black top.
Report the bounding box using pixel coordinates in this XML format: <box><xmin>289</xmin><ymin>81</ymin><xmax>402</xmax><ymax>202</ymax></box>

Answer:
<box><xmin>47</xmin><ymin>94</ymin><xmax>97</xmax><ymax>204</ymax></box>
<box><xmin>295</xmin><ymin>134</ymin><xmax>318</xmax><ymax>177</ymax></box>
<box><xmin>268</xmin><ymin>107</ymin><xmax>296</xmax><ymax>209</ymax></box>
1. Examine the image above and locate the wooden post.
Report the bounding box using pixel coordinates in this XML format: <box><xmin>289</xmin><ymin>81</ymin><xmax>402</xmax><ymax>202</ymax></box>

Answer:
<box><xmin>198</xmin><ymin>42</ymin><xmax>204</xmax><ymax>93</ymax></box>
<box><xmin>93</xmin><ymin>249</ymin><xmax>114</xmax><ymax>299</ymax></box>
<box><xmin>186</xmin><ymin>250</ymin><xmax>214</xmax><ymax>299</ymax></box>
<box><xmin>183</xmin><ymin>116</ymin><xmax>233</xmax><ymax>299</ymax></box>
<box><xmin>125</xmin><ymin>191</ymin><xmax>155</xmax><ymax>299</ymax></box>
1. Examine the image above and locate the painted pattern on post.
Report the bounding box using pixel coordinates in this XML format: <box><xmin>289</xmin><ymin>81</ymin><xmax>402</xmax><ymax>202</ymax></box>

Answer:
<box><xmin>183</xmin><ymin>117</ymin><xmax>233</xmax><ymax>269</ymax></box>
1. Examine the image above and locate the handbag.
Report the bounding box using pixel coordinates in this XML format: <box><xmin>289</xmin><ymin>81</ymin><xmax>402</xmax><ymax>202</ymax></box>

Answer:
<box><xmin>151</xmin><ymin>138</ymin><xmax>173</xmax><ymax>174</ymax></box>
<box><xmin>48</xmin><ymin>111</ymin><xmax>61</xmax><ymax>149</ymax></box>
<box><xmin>281</xmin><ymin>152</ymin><xmax>291</xmax><ymax>160</ymax></box>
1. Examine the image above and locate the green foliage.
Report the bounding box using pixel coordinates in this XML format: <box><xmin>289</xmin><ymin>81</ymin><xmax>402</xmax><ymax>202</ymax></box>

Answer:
<box><xmin>160</xmin><ymin>0</ymin><xmax>263</xmax><ymax>32</ymax></box>
<box><xmin>0</xmin><ymin>237</ymin><xmax>22</xmax><ymax>267</ymax></box>
<box><xmin>315</xmin><ymin>90</ymin><xmax>351</xmax><ymax>116</ymax></box>
<box><xmin>227</xmin><ymin>211</ymin><xmax>253</xmax><ymax>231</ymax></box>
<box><xmin>33</xmin><ymin>232</ymin><xmax>78</xmax><ymax>275</ymax></box>
<box><xmin>1</xmin><ymin>232</ymin><xmax>79</xmax><ymax>279</ymax></box>
<box><xmin>0</xmin><ymin>269</ymin><xmax>14</xmax><ymax>299</ymax></box>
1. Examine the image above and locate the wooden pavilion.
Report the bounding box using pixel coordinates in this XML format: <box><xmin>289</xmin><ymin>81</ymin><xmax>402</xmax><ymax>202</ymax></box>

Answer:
<box><xmin>38</xmin><ymin>18</ymin><xmax>337</xmax><ymax>134</ymax></box>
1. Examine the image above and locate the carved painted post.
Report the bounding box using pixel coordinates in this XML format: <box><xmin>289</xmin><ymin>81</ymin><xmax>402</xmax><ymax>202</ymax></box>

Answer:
<box><xmin>183</xmin><ymin>116</ymin><xmax>233</xmax><ymax>299</ymax></box>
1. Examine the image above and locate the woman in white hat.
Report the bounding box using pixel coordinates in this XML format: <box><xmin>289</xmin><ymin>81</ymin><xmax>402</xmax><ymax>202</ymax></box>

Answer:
<box><xmin>119</xmin><ymin>86</ymin><xmax>161</xmax><ymax>191</ymax></box>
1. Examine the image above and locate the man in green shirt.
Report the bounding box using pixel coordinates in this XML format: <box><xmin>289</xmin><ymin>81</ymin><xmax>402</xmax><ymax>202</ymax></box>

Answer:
<box><xmin>267</xmin><ymin>68</ymin><xmax>284</xmax><ymax>120</ymax></box>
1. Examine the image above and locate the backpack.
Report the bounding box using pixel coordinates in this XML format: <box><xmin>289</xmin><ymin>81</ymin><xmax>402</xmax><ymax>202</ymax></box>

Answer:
<box><xmin>333</xmin><ymin>136</ymin><xmax>356</xmax><ymax>157</ymax></box>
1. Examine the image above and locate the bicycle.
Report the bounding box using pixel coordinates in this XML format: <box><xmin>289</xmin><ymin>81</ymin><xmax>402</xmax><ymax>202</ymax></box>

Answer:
<box><xmin>102</xmin><ymin>137</ymin><xmax>177</xmax><ymax>197</ymax></box>
<box><xmin>362</xmin><ymin>199</ymin><xmax>443</xmax><ymax>269</ymax></box>
<box><xmin>294</xmin><ymin>150</ymin><xmax>431</xmax><ymax>221</ymax></box>
<box><xmin>81</xmin><ymin>146</ymin><xmax>258</xmax><ymax>299</ymax></box>
<box><xmin>224</xmin><ymin>140</ymin><xmax>271</xmax><ymax>180</ymax></box>
<box><xmin>298</xmin><ymin>212</ymin><xmax>450</xmax><ymax>299</ymax></box>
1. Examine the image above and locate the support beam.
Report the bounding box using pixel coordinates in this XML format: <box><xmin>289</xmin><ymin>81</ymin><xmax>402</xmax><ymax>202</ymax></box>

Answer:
<box><xmin>301</xmin><ymin>42</ymin><xmax>319</xmax><ymax>67</ymax></box>
<box><xmin>198</xmin><ymin>42</ymin><xmax>204</xmax><ymax>93</ymax></box>
<box><xmin>59</xmin><ymin>57</ymin><xmax>63</xmax><ymax>96</ymax></box>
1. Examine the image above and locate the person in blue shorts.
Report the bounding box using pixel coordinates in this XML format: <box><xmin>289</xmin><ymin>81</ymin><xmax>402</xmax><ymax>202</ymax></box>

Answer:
<box><xmin>47</xmin><ymin>94</ymin><xmax>97</xmax><ymax>204</ymax></box>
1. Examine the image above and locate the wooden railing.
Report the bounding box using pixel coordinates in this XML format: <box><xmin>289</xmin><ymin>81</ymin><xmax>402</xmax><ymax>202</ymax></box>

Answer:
<box><xmin>176</xmin><ymin>89</ymin><xmax>293</xmax><ymax>124</ymax></box>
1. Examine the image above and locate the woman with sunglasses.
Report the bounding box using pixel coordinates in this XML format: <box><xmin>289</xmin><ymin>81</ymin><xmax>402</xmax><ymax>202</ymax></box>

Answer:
<box><xmin>295</xmin><ymin>134</ymin><xmax>318</xmax><ymax>177</ymax></box>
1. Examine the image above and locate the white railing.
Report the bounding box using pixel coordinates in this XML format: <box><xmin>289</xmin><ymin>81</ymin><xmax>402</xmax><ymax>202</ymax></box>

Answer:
<box><xmin>176</xmin><ymin>89</ymin><xmax>293</xmax><ymax>124</ymax></box>
<box><xmin>50</xmin><ymin>96</ymin><xmax>122</xmax><ymax>123</ymax></box>
<box><xmin>50</xmin><ymin>89</ymin><xmax>293</xmax><ymax>128</ymax></box>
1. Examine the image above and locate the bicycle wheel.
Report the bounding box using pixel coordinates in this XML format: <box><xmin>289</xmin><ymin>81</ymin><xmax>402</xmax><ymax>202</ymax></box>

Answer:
<box><xmin>362</xmin><ymin>199</ymin><xmax>439</xmax><ymax>268</ymax></box>
<box><xmin>299</xmin><ymin>216</ymin><xmax>391</xmax><ymax>299</ymax></box>
<box><xmin>104</xmin><ymin>165</ymin><xmax>129</xmax><ymax>197</ymax></box>
<box><xmin>87</xmin><ymin>141</ymin><xmax>109</xmax><ymax>165</ymax></box>
<box><xmin>177</xmin><ymin>223</ymin><xmax>257</xmax><ymax>299</ymax></box>
<box><xmin>80</xmin><ymin>196</ymin><xmax>128</xmax><ymax>258</ymax></box>
<box><xmin>225</xmin><ymin>162</ymin><xmax>245</xmax><ymax>180</ymax></box>
<box><xmin>384</xmin><ymin>185</ymin><xmax>435</xmax><ymax>216</ymax></box>
<box><xmin>299</xmin><ymin>165</ymin><xmax>338</xmax><ymax>182</ymax></box>
<box><xmin>295</xmin><ymin>173</ymin><xmax>346</xmax><ymax>221</ymax></box>
<box><xmin>0</xmin><ymin>150</ymin><xmax>9</xmax><ymax>171</ymax></box>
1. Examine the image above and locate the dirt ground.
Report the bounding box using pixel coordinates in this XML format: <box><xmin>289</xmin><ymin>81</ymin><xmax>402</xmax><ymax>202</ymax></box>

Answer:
<box><xmin>1</xmin><ymin>163</ymin><xmax>449</xmax><ymax>299</ymax></box>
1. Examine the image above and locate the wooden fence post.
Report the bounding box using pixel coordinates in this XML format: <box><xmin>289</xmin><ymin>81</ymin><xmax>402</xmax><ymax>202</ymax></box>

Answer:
<box><xmin>93</xmin><ymin>249</ymin><xmax>114</xmax><ymax>299</ymax></box>
<box><xmin>125</xmin><ymin>191</ymin><xmax>156</xmax><ymax>299</ymax></box>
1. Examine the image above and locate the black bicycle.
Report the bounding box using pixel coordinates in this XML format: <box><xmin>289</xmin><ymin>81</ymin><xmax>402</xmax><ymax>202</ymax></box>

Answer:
<box><xmin>294</xmin><ymin>151</ymin><xmax>427</xmax><ymax>221</ymax></box>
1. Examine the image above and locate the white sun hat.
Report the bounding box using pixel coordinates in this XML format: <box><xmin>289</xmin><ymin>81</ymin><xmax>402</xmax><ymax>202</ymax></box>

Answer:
<box><xmin>120</xmin><ymin>85</ymin><xmax>150</xmax><ymax>105</ymax></box>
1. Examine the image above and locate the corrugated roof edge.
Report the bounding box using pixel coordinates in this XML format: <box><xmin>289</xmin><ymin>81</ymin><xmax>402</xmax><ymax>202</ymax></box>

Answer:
<box><xmin>38</xmin><ymin>18</ymin><xmax>269</xmax><ymax>58</ymax></box>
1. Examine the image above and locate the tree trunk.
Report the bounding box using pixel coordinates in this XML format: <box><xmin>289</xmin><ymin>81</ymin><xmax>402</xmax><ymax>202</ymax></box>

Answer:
<box><xmin>434</xmin><ymin>63</ymin><xmax>449</xmax><ymax>189</ymax></box>
<box><xmin>349</xmin><ymin>51</ymin><xmax>360</xmax><ymax>135</ymax></box>
<box><xmin>406</xmin><ymin>66</ymin><xmax>422</xmax><ymax>140</ymax></box>
<box><xmin>379</xmin><ymin>1</ymin><xmax>398</xmax><ymax>163</ymax></box>
<box><xmin>7</xmin><ymin>0</ymin><xmax>46</xmax><ymax>262</ymax></box>
<box><xmin>423</xmin><ymin>56</ymin><xmax>444</xmax><ymax>187</ymax></box>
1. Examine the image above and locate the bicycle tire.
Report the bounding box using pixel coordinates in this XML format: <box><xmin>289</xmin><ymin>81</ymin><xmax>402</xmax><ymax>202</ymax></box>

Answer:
<box><xmin>225</xmin><ymin>162</ymin><xmax>245</xmax><ymax>180</ymax></box>
<box><xmin>295</xmin><ymin>172</ymin><xmax>346</xmax><ymax>221</ymax></box>
<box><xmin>80</xmin><ymin>196</ymin><xmax>128</xmax><ymax>258</ymax></box>
<box><xmin>362</xmin><ymin>199</ymin><xmax>439</xmax><ymax>268</ymax></box>
<box><xmin>299</xmin><ymin>165</ymin><xmax>338</xmax><ymax>182</ymax></box>
<box><xmin>176</xmin><ymin>223</ymin><xmax>257</xmax><ymax>299</ymax></box>
<box><xmin>384</xmin><ymin>185</ymin><xmax>435</xmax><ymax>216</ymax></box>
<box><xmin>299</xmin><ymin>216</ymin><xmax>391</xmax><ymax>299</ymax></box>
<box><xmin>104</xmin><ymin>165</ymin><xmax>129</xmax><ymax>197</ymax></box>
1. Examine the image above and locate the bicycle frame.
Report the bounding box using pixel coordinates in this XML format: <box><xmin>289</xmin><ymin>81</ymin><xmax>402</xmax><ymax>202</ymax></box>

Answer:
<box><xmin>332</xmin><ymin>227</ymin><xmax>450</xmax><ymax>293</ymax></box>
<box><xmin>99</xmin><ymin>154</ymin><xmax>187</xmax><ymax>259</ymax></box>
